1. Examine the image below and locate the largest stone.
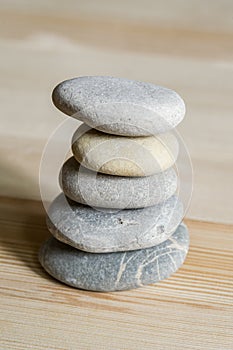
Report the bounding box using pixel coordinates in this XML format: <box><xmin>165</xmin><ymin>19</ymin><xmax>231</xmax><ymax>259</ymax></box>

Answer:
<box><xmin>52</xmin><ymin>76</ymin><xmax>185</xmax><ymax>136</ymax></box>
<box><xmin>39</xmin><ymin>223</ymin><xmax>189</xmax><ymax>292</ymax></box>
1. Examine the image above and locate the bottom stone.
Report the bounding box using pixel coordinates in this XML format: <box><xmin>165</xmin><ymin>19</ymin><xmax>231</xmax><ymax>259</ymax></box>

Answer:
<box><xmin>39</xmin><ymin>223</ymin><xmax>189</xmax><ymax>292</ymax></box>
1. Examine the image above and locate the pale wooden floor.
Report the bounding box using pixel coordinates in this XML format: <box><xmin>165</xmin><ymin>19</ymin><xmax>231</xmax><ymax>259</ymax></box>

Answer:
<box><xmin>0</xmin><ymin>2</ymin><xmax>233</xmax><ymax>349</ymax></box>
<box><xmin>0</xmin><ymin>197</ymin><xmax>232</xmax><ymax>349</ymax></box>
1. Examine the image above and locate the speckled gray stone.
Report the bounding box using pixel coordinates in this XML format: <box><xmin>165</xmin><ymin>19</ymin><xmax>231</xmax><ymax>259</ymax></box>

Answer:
<box><xmin>39</xmin><ymin>223</ymin><xmax>189</xmax><ymax>291</ymax></box>
<box><xmin>52</xmin><ymin>76</ymin><xmax>185</xmax><ymax>136</ymax></box>
<box><xmin>60</xmin><ymin>157</ymin><xmax>178</xmax><ymax>209</ymax></box>
<box><xmin>46</xmin><ymin>193</ymin><xmax>183</xmax><ymax>253</ymax></box>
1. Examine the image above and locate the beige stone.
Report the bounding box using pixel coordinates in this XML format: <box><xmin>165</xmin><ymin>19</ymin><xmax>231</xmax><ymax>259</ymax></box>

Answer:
<box><xmin>72</xmin><ymin>125</ymin><xmax>179</xmax><ymax>176</ymax></box>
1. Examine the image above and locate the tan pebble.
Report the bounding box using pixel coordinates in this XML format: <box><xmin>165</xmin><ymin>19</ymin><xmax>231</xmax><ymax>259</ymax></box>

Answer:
<box><xmin>72</xmin><ymin>124</ymin><xmax>179</xmax><ymax>177</ymax></box>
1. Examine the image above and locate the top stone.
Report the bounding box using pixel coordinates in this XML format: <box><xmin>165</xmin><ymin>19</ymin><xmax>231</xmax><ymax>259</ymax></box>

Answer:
<box><xmin>52</xmin><ymin>76</ymin><xmax>185</xmax><ymax>136</ymax></box>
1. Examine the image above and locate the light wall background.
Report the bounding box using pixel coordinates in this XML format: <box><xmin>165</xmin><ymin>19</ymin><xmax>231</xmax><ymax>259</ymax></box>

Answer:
<box><xmin>0</xmin><ymin>0</ymin><xmax>233</xmax><ymax>223</ymax></box>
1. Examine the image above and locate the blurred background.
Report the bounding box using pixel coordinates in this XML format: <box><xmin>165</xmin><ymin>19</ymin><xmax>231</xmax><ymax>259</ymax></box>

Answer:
<box><xmin>0</xmin><ymin>0</ymin><xmax>232</xmax><ymax>223</ymax></box>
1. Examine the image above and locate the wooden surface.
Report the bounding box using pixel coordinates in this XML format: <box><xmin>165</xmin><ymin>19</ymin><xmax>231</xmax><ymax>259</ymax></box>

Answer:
<box><xmin>0</xmin><ymin>2</ymin><xmax>233</xmax><ymax>348</ymax></box>
<box><xmin>0</xmin><ymin>1</ymin><xmax>233</xmax><ymax>224</ymax></box>
<box><xmin>0</xmin><ymin>196</ymin><xmax>232</xmax><ymax>349</ymax></box>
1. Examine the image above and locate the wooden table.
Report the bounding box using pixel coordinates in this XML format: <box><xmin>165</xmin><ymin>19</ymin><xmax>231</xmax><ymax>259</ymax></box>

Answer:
<box><xmin>0</xmin><ymin>1</ymin><xmax>233</xmax><ymax>348</ymax></box>
<box><xmin>1</xmin><ymin>197</ymin><xmax>232</xmax><ymax>349</ymax></box>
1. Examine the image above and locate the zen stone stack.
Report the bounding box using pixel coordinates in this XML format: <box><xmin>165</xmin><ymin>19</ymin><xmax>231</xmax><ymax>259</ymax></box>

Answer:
<box><xmin>39</xmin><ymin>76</ymin><xmax>189</xmax><ymax>292</ymax></box>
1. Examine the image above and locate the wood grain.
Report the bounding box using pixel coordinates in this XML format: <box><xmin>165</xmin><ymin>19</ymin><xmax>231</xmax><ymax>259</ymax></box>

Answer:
<box><xmin>0</xmin><ymin>196</ymin><xmax>232</xmax><ymax>349</ymax></box>
<box><xmin>0</xmin><ymin>3</ymin><xmax>232</xmax><ymax>348</ymax></box>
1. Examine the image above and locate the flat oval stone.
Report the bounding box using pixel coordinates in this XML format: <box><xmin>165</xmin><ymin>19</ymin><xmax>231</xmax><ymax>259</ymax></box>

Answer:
<box><xmin>39</xmin><ymin>223</ymin><xmax>189</xmax><ymax>291</ymax></box>
<box><xmin>46</xmin><ymin>193</ymin><xmax>183</xmax><ymax>253</ymax></box>
<box><xmin>52</xmin><ymin>76</ymin><xmax>185</xmax><ymax>136</ymax></box>
<box><xmin>72</xmin><ymin>125</ymin><xmax>179</xmax><ymax>177</ymax></box>
<box><xmin>61</xmin><ymin>157</ymin><xmax>178</xmax><ymax>209</ymax></box>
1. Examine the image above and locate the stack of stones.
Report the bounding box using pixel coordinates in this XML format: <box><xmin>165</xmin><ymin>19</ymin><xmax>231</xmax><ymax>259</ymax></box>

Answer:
<box><xmin>39</xmin><ymin>76</ymin><xmax>189</xmax><ymax>292</ymax></box>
